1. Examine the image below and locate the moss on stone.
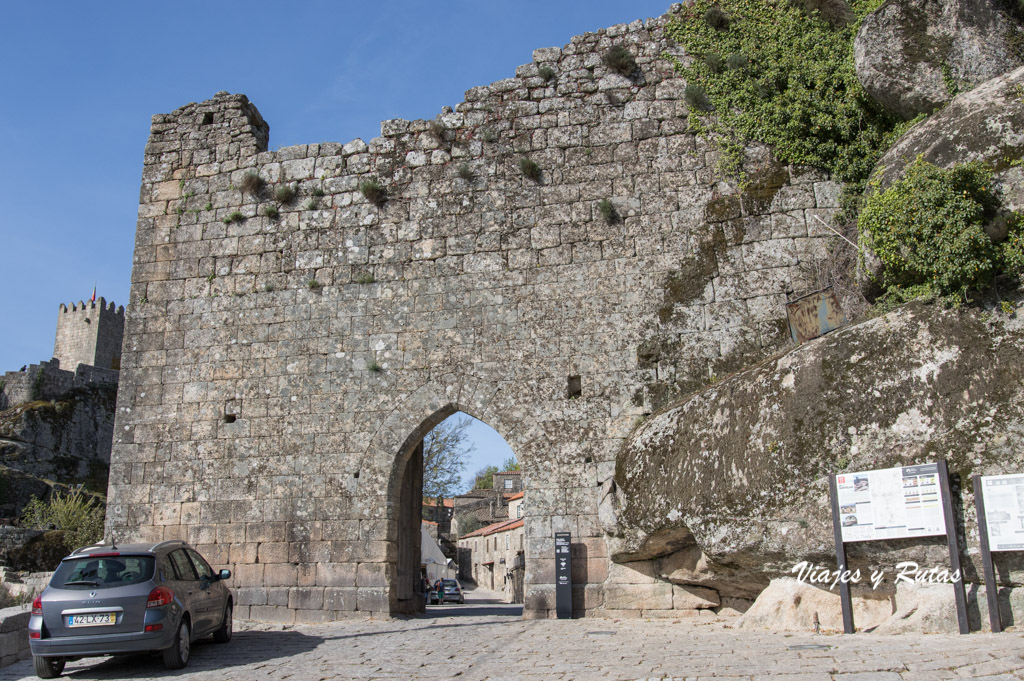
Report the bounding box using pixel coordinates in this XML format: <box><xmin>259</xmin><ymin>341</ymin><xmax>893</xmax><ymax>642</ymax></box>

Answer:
<box><xmin>739</xmin><ymin>160</ymin><xmax>789</xmax><ymax>215</ymax></box>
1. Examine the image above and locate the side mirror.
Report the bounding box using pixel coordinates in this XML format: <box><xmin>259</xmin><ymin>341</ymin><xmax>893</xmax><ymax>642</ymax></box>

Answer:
<box><xmin>219</xmin><ymin>569</ymin><xmax>231</xmax><ymax>581</ymax></box>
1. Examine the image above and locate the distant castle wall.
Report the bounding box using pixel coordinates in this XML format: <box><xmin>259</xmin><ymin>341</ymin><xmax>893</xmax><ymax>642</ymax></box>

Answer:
<box><xmin>53</xmin><ymin>298</ymin><xmax>125</xmax><ymax>372</ymax></box>
<box><xmin>0</xmin><ymin>360</ymin><xmax>118</xmax><ymax>410</ymax></box>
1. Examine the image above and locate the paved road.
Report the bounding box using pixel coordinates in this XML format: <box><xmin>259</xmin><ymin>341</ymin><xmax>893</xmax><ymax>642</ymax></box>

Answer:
<box><xmin>4</xmin><ymin>588</ymin><xmax>1022</xmax><ymax>680</ymax></box>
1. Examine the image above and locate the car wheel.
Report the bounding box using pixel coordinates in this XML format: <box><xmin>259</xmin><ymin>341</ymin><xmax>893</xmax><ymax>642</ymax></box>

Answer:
<box><xmin>213</xmin><ymin>603</ymin><xmax>233</xmax><ymax>643</ymax></box>
<box><xmin>162</xmin><ymin>618</ymin><xmax>191</xmax><ymax>670</ymax></box>
<box><xmin>32</xmin><ymin>656</ymin><xmax>65</xmax><ymax>679</ymax></box>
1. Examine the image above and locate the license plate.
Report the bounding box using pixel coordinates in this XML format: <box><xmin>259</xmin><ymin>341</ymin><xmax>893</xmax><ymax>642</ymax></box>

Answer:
<box><xmin>66</xmin><ymin>613</ymin><xmax>116</xmax><ymax>627</ymax></box>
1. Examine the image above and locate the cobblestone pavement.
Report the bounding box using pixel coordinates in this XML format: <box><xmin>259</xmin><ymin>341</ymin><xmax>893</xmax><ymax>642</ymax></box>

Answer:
<box><xmin>4</xmin><ymin>589</ymin><xmax>1023</xmax><ymax>681</ymax></box>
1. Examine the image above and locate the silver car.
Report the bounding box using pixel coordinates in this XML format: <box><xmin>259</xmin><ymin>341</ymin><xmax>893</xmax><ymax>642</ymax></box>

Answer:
<box><xmin>28</xmin><ymin>540</ymin><xmax>233</xmax><ymax>678</ymax></box>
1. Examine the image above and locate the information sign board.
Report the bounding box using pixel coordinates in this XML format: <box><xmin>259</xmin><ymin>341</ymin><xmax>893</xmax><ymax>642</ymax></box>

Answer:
<box><xmin>555</xmin><ymin>532</ymin><xmax>572</xmax><ymax>619</ymax></box>
<box><xmin>835</xmin><ymin>463</ymin><xmax>946</xmax><ymax>543</ymax></box>
<box><xmin>978</xmin><ymin>474</ymin><xmax>1024</xmax><ymax>552</ymax></box>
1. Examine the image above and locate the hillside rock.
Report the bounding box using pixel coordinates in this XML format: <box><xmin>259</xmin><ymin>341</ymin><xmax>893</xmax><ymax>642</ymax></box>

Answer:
<box><xmin>611</xmin><ymin>298</ymin><xmax>1024</xmax><ymax>594</ymax></box>
<box><xmin>854</xmin><ymin>0</ymin><xmax>1024</xmax><ymax>120</ymax></box>
<box><xmin>858</xmin><ymin>65</ymin><xmax>1024</xmax><ymax>286</ymax></box>
<box><xmin>870</xmin><ymin>65</ymin><xmax>1024</xmax><ymax>190</ymax></box>
<box><xmin>737</xmin><ymin>578</ymin><xmax>893</xmax><ymax>632</ymax></box>
<box><xmin>0</xmin><ymin>384</ymin><xmax>115</xmax><ymax>516</ymax></box>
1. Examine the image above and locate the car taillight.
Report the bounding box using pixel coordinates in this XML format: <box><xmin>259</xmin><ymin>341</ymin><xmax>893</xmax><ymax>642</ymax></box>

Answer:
<box><xmin>147</xmin><ymin>586</ymin><xmax>174</xmax><ymax>608</ymax></box>
<box><xmin>32</xmin><ymin>596</ymin><xmax>42</xmax><ymax>615</ymax></box>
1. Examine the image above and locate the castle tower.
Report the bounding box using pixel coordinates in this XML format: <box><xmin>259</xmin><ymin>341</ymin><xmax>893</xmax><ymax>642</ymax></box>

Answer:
<box><xmin>53</xmin><ymin>298</ymin><xmax>125</xmax><ymax>371</ymax></box>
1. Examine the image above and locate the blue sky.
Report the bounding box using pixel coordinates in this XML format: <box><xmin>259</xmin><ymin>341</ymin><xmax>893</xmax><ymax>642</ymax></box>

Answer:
<box><xmin>0</xmin><ymin>1</ymin><xmax>671</xmax><ymax>480</ymax></box>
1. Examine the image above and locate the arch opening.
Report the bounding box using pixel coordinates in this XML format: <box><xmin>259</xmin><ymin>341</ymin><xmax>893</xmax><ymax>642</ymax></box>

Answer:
<box><xmin>388</xmin><ymin>409</ymin><xmax>524</xmax><ymax>616</ymax></box>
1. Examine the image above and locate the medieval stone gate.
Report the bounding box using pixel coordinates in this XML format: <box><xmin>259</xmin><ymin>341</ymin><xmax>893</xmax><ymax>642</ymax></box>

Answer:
<box><xmin>107</xmin><ymin>10</ymin><xmax>842</xmax><ymax>620</ymax></box>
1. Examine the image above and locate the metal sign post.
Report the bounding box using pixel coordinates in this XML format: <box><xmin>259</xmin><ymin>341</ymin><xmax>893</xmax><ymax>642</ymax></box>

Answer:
<box><xmin>555</xmin><ymin>532</ymin><xmax>572</xmax><ymax>619</ymax></box>
<box><xmin>936</xmin><ymin>460</ymin><xmax>969</xmax><ymax>634</ymax></box>
<box><xmin>828</xmin><ymin>475</ymin><xmax>855</xmax><ymax>634</ymax></box>
<box><xmin>972</xmin><ymin>472</ymin><xmax>1024</xmax><ymax>632</ymax></box>
<box><xmin>972</xmin><ymin>475</ymin><xmax>1002</xmax><ymax>633</ymax></box>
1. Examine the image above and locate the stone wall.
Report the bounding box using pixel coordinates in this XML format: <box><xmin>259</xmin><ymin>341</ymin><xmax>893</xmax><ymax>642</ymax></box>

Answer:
<box><xmin>0</xmin><ymin>361</ymin><xmax>71</xmax><ymax>410</ymax></box>
<box><xmin>0</xmin><ymin>606</ymin><xmax>30</xmax><ymax>669</ymax></box>
<box><xmin>0</xmin><ymin>357</ymin><xmax>119</xmax><ymax>411</ymax></box>
<box><xmin>110</xmin><ymin>7</ymin><xmax>844</xmax><ymax>620</ymax></box>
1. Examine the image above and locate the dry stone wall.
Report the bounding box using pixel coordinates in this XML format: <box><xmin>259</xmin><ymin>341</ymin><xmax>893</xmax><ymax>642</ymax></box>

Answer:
<box><xmin>110</xmin><ymin>8</ymin><xmax>843</xmax><ymax>621</ymax></box>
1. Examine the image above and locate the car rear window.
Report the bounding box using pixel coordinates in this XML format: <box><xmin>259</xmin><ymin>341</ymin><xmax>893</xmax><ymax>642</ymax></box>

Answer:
<box><xmin>52</xmin><ymin>556</ymin><xmax>155</xmax><ymax>590</ymax></box>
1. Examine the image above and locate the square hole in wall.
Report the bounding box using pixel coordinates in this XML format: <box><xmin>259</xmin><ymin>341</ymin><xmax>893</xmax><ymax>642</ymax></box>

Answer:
<box><xmin>201</xmin><ymin>112</ymin><xmax>214</xmax><ymax>125</ymax></box>
<box><xmin>567</xmin><ymin>375</ymin><xmax>582</xmax><ymax>399</ymax></box>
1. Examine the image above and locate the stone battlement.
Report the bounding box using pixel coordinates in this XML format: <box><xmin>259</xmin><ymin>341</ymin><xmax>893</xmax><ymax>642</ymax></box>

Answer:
<box><xmin>58</xmin><ymin>299</ymin><xmax>125</xmax><ymax>316</ymax></box>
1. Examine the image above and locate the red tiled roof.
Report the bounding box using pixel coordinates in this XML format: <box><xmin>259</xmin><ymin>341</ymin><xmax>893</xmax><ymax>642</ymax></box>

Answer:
<box><xmin>422</xmin><ymin>498</ymin><xmax>454</xmax><ymax>508</ymax></box>
<box><xmin>459</xmin><ymin>517</ymin><xmax>524</xmax><ymax>539</ymax></box>
<box><xmin>422</xmin><ymin>520</ymin><xmax>438</xmax><ymax>526</ymax></box>
<box><xmin>506</xmin><ymin>491</ymin><xmax>524</xmax><ymax>501</ymax></box>
<box><xmin>494</xmin><ymin>470</ymin><xmax>521</xmax><ymax>475</ymax></box>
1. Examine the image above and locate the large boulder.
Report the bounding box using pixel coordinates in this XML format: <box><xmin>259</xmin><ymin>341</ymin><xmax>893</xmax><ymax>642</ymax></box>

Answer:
<box><xmin>611</xmin><ymin>298</ymin><xmax>1024</xmax><ymax>593</ymax></box>
<box><xmin>870</xmin><ymin>65</ymin><xmax>1024</xmax><ymax>190</ymax></box>
<box><xmin>738</xmin><ymin>578</ymin><xmax>893</xmax><ymax>632</ymax></box>
<box><xmin>859</xmin><ymin>65</ymin><xmax>1024</xmax><ymax>286</ymax></box>
<box><xmin>854</xmin><ymin>0</ymin><xmax>1024</xmax><ymax>120</ymax></box>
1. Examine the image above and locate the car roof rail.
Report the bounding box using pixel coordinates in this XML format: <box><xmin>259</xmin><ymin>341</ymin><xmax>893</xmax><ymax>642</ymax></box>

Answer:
<box><xmin>69</xmin><ymin>543</ymin><xmax>111</xmax><ymax>556</ymax></box>
<box><xmin>149</xmin><ymin>539</ymin><xmax>187</xmax><ymax>552</ymax></box>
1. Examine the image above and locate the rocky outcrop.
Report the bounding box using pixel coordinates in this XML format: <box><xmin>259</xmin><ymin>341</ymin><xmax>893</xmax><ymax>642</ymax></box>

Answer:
<box><xmin>854</xmin><ymin>0</ymin><xmax>1024</xmax><ymax>120</ymax></box>
<box><xmin>858</xmin><ymin>64</ymin><xmax>1024</xmax><ymax>285</ymax></box>
<box><xmin>870</xmin><ymin>65</ymin><xmax>1024</xmax><ymax>190</ymax></box>
<box><xmin>611</xmin><ymin>298</ymin><xmax>1024</xmax><ymax>597</ymax></box>
<box><xmin>737</xmin><ymin>578</ymin><xmax>893</xmax><ymax>632</ymax></box>
<box><xmin>0</xmin><ymin>383</ymin><xmax>116</xmax><ymax>518</ymax></box>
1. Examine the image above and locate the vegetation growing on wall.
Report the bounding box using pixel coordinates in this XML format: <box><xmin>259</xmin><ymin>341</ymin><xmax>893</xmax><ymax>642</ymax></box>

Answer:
<box><xmin>665</xmin><ymin>0</ymin><xmax>899</xmax><ymax>185</ymax></box>
<box><xmin>859</xmin><ymin>158</ymin><xmax>1024</xmax><ymax>303</ymax></box>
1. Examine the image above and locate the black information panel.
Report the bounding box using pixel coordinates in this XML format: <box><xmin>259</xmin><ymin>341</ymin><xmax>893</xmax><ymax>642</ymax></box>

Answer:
<box><xmin>555</xmin><ymin>532</ymin><xmax>572</xmax><ymax>619</ymax></box>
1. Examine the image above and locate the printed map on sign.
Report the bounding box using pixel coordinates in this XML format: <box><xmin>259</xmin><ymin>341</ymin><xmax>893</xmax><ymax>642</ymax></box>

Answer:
<box><xmin>979</xmin><ymin>474</ymin><xmax>1024</xmax><ymax>552</ymax></box>
<box><xmin>835</xmin><ymin>463</ymin><xmax>946</xmax><ymax>543</ymax></box>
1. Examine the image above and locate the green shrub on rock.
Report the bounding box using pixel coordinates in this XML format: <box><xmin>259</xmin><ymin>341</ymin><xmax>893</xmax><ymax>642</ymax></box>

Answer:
<box><xmin>21</xmin><ymin>488</ymin><xmax>105</xmax><ymax>553</ymax></box>
<box><xmin>859</xmin><ymin>158</ymin><xmax>1023</xmax><ymax>302</ymax></box>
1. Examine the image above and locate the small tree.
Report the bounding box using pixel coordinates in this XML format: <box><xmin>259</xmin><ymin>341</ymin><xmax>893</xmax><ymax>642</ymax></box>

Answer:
<box><xmin>502</xmin><ymin>456</ymin><xmax>520</xmax><ymax>472</ymax></box>
<box><xmin>422</xmin><ymin>415</ymin><xmax>475</xmax><ymax>501</ymax></box>
<box><xmin>472</xmin><ymin>465</ymin><xmax>499</xmax><ymax>490</ymax></box>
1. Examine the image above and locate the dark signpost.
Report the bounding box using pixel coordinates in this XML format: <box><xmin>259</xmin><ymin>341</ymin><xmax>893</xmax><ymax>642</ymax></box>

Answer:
<box><xmin>972</xmin><ymin>473</ymin><xmax>1024</xmax><ymax>633</ymax></box>
<box><xmin>555</xmin><ymin>532</ymin><xmax>572</xmax><ymax>619</ymax></box>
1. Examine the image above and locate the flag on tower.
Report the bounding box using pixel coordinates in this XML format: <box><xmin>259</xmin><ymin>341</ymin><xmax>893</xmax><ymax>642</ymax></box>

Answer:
<box><xmin>90</xmin><ymin>286</ymin><xmax>96</xmax><ymax>304</ymax></box>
